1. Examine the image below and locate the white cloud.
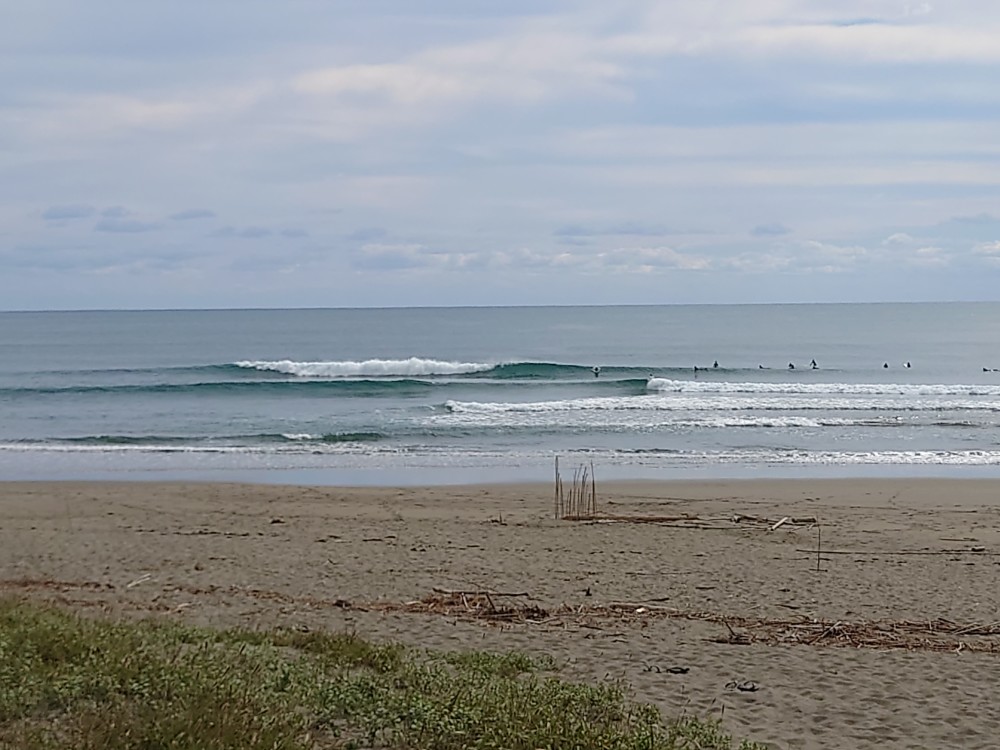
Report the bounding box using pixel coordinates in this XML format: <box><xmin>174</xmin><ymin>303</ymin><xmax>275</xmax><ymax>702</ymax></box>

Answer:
<box><xmin>279</xmin><ymin>3</ymin><xmax>1000</xmax><ymax>144</ymax></box>
<box><xmin>793</xmin><ymin>240</ymin><xmax>868</xmax><ymax>272</ymax></box>
<box><xmin>724</xmin><ymin>251</ymin><xmax>795</xmax><ymax>273</ymax></box>
<box><xmin>7</xmin><ymin>2</ymin><xmax>1000</xmax><ymax>156</ymax></box>
<box><xmin>599</xmin><ymin>246</ymin><xmax>711</xmax><ymax>271</ymax></box>
<box><xmin>293</xmin><ymin>64</ymin><xmax>470</xmax><ymax>104</ymax></box>
<box><xmin>3</xmin><ymin>83</ymin><xmax>272</xmax><ymax>145</ymax></box>
<box><xmin>730</xmin><ymin>23</ymin><xmax>1000</xmax><ymax>64</ymax></box>
<box><xmin>882</xmin><ymin>232</ymin><xmax>917</xmax><ymax>246</ymax></box>
<box><xmin>559</xmin><ymin>121</ymin><xmax>1000</xmax><ymax>162</ymax></box>
<box><xmin>973</xmin><ymin>241</ymin><xmax>1000</xmax><ymax>256</ymax></box>
<box><xmin>354</xmin><ymin>243</ymin><xmax>428</xmax><ymax>268</ymax></box>
<box><xmin>285</xmin><ymin>23</ymin><xmax>628</xmax><ymax>140</ymax></box>
<box><xmin>612</xmin><ymin>1</ymin><xmax>1000</xmax><ymax>63</ymax></box>
<box><xmin>910</xmin><ymin>246</ymin><xmax>948</xmax><ymax>267</ymax></box>
<box><xmin>349</xmin><ymin>243</ymin><xmax>716</xmax><ymax>275</ymax></box>
<box><xmin>586</xmin><ymin>160</ymin><xmax>1000</xmax><ymax>189</ymax></box>
<box><xmin>476</xmin><ymin>244</ymin><xmax>717</xmax><ymax>274</ymax></box>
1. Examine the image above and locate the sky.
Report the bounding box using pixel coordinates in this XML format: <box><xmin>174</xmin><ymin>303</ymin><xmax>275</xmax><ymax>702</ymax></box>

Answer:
<box><xmin>4</xmin><ymin>0</ymin><xmax>1000</xmax><ymax>310</ymax></box>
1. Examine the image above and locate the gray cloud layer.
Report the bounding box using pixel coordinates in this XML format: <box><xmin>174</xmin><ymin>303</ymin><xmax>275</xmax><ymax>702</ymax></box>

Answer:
<box><xmin>4</xmin><ymin>1</ymin><xmax>1000</xmax><ymax>309</ymax></box>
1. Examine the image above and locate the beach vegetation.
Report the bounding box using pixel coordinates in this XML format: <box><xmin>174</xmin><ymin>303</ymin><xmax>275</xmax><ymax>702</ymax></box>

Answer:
<box><xmin>0</xmin><ymin>597</ymin><xmax>765</xmax><ymax>750</ymax></box>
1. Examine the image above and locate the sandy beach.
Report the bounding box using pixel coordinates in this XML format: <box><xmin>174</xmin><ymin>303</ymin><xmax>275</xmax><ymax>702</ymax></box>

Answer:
<box><xmin>3</xmin><ymin>478</ymin><xmax>1000</xmax><ymax>749</ymax></box>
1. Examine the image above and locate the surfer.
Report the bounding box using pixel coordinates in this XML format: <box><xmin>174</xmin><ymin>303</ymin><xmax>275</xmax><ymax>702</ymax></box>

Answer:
<box><xmin>905</xmin><ymin>362</ymin><xmax>911</xmax><ymax>368</ymax></box>
<box><xmin>592</xmin><ymin>366</ymin><xmax>601</xmax><ymax>378</ymax></box>
<box><xmin>810</xmin><ymin>359</ymin><xmax>818</xmax><ymax>369</ymax></box>
<box><xmin>713</xmin><ymin>360</ymin><xmax>719</xmax><ymax>369</ymax></box>
<box><xmin>883</xmin><ymin>362</ymin><xmax>889</xmax><ymax>369</ymax></box>
<box><xmin>788</xmin><ymin>362</ymin><xmax>795</xmax><ymax>370</ymax></box>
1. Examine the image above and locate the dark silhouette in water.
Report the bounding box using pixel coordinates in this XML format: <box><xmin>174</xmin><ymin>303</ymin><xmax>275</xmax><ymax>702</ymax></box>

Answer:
<box><xmin>713</xmin><ymin>360</ymin><xmax>719</xmax><ymax>368</ymax></box>
<box><xmin>883</xmin><ymin>362</ymin><xmax>889</xmax><ymax>369</ymax></box>
<box><xmin>810</xmin><ymin>359</ymin><xmax>818</xmax><ymax>369</ymax></box>
<box><xmin>788</xmin><ymin>363</ymin><xmax>795</xmax><ymax>370</ymax></box>
<box><xmin>905</xmin><ymin>362</ymin><xmax>912</xmax><ymax>368</ymax></box>
<box><xmin>592</xmin><ymin>366</ymin><xmax>601</xmax><ymax>378</ymax></box>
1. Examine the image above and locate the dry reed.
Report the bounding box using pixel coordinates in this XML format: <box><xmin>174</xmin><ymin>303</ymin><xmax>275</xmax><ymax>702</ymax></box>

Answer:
<box><xmin>553</xmin><ymin>457</ymin><xmax>598</xmax><ymax>519</ymax></box>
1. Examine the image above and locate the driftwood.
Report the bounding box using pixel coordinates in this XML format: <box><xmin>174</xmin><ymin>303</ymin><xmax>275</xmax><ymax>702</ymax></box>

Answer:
<box><xmin>795</xmin><ymin>547</ymin><xmax>993</xmax><ymax>556</ymax></box>
<box><xmin>8</xmin><ymin>578</ymin><xmax>1000</xmax><ymax>653</ymax></box>
<box><xmin>562</xmin><ymin>514</ymin><xmax>696</xmax><ymax>524</ymax></box>
<box><xmin>431</xmin><ymin>587</ymin><xmax>530</xmax><ymax>597</ymax></box>
<box><xmin>396</xmin><ymin>591</ymin><xmax>550</xmax><ymax>621</ymax></box>
<box><xmin>372</xmin><ymin>594</ymin><xmax>1000</xmax><ymax>653</ymax></box>
<box><xmin>732</xmin><ymin>514</ymin><xmax>817</xmax><ymax>526</ymax></box>
<box><xmin>561</xmin><ymin>512</ymin><xmax>818</xmax><ymax>529</ymax></box>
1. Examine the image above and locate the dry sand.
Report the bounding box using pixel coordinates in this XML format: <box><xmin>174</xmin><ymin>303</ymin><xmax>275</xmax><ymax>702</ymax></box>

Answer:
<box><xmin>3</xmin><ymin>478</ymin><xmax>1000</xmax><ymax>749</ymax></box>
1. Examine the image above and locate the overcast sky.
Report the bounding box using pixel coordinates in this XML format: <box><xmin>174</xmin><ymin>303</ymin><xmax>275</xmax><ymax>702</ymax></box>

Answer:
<box><xmin>4</xmin><ymin>0</ymin><xmax>1000</xmax><ymax>309</ymax></box>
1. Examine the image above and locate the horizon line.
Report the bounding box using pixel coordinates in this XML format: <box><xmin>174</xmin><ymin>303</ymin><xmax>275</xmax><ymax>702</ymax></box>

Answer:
<box><xmin>0</xmin><ymin>299</ymin><xmax>995</xmax><ymax>314</ymax></box>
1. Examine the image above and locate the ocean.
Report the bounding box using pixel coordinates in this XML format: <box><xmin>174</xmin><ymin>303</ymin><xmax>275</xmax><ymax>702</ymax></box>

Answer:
<box><xmin>2</xmin><ymin>303</ymin><xmax>1000</xmax><ymax>485</ymax></box>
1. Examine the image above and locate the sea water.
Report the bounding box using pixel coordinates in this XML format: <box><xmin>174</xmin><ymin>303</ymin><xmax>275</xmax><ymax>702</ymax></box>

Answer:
<box><xmin>2</xmin><ymin>303</ymin><xmax>1000</xmax><ymax>484</ymax></box>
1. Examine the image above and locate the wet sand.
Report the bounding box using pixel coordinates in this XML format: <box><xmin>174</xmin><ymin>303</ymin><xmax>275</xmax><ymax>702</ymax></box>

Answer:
<box><xmin>3</xmin><ymin>478</ymin><xmax>1000</xmax><ymax>749</ymax></box>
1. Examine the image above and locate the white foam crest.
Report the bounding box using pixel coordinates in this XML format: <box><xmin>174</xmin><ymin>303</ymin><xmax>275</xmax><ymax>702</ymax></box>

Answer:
<box><xmin>6</xmin><ymin>442</ymin><xmax>1000</xmax><ymax>471</ymax></box>
<box><xmin>0</xmin><ymin>442</ymin><xmax>405</xmax><ymax>456</ymax></box>
<box><xmin>0</xmin><ymin>443</ymin><xmax>262</xmax><ymax>454</ymax></box>
<box><xmin>444</xmin><ymin>395</ymin><xmax>1000</xmax><ymax>414</ymax></box>
<box><xmin>236</xmin><ymin>357</ymin><xmax>492</xmax><ymax>378</ymax></box>
<box><xmin>431</xmin><ymin>409</ymin><xmax>929</xmax><ymax>430</ymax></box>
<box><xmin>675</xmin><ymin>416</ymin><xmax>856</xmax><ymax>428</ymax></box>
<box><xmin>609</xmin><ymin>448</ymin><xmax>1000</xmax><ymax>467</ymax></box>
<box><xmin>646</xmin><ymin>378</ymin><xmax>1000</xmax><ymax>397</ymax></box>
<box><xmin>739</xmin><ymin>449</ymin><xmax>1000</xmax><ymax>466</ymax></box>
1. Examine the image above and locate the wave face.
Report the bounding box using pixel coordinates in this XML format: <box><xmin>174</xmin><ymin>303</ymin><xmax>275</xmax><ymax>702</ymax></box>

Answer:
<box><xmin>0</xmin><ymin>431</ymin><xmax>391</xmax><ymax>454</ymax></box>
<box><xmin>0</xmin><ymin>379</ymin><xmax>439</xmax><ymax>398</ymax></box>
<box><xmin>233</xmin><ymin>358</ymin><xmax>667</xmax><ymax>382</ymax></box>
<box><xmin>0</xmin><ymin>360</ymin><xmax>656</xmax><ymax>398</ymax></box>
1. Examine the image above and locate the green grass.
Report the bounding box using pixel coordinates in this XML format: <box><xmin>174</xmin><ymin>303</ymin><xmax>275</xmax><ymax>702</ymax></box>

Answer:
<box><xmin>0</xmin><ymin>597</ymin><xmax>766</xmax><ymax>750</ymax></box>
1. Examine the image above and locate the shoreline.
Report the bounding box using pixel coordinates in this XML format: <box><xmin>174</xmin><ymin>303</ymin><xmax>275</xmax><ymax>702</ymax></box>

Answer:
<box><xmin>6</xmin><ymin>460</ymin><xmax>1000</xmax><ymax>486</ymax></box>
<box><xmin>8</xmin><ymin>473</ymin><xmax>1000</xmax><ymax>489</ymax></box>
<box><xmin>4</xmin><ymin>477</ymin><xmax>1000</xmax><ymax>749</ymax></box>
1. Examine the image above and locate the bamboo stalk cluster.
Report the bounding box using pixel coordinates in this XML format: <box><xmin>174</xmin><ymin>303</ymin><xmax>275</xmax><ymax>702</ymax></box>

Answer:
<box><xmin>553</xmin><ymin>457</ymin><xmax>598</xmax><ymax>519</ymax></box>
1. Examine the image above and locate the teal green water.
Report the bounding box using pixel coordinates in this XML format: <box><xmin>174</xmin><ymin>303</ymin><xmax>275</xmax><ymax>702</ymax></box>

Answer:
<box><xmin>2</xmin><ymin>303</ymin><xmax>1000</xmax><ymax>484</ymax></box>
